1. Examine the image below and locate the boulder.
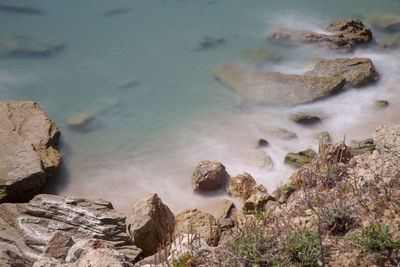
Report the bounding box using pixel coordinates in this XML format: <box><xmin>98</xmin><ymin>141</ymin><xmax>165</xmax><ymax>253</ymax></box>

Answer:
<box><xmin>242</xmin><ymin>49</ymin><xmax>281</xmax><ymax>63</ymax></box>
<box><xmin>289</xmin><ymin>113</ymin><xmax>321</xmax><ymax>125</ymax></box>
<box><xmin>284</xmin><ymin>149</ymin><xmax>317</xmax><ymax>168</ymax></box>
<box><xmin>215</xmin><ymin>199</ymin><xmax>235</xmax><ymax>221</ymax></box>
<box><xmin>215</xmin><ymin>65</ymin><xmax>345</xmax><ymax>106</ymax></box>
<box><xmin>174</xmin><ymin>209</ymin><xmax>218</xmax><ymax>246</ymax></box>
<box><xmin>270</xmin><ymin>19</ymin><xmax>372</xmax><ymax>51</ymax></box>
<box><xmin>230</xmin><ymin>172</ymin><xmax>256</xmax><ymax>200</ymax></box>
<box><xmin>0</xmin><ymin>101</ymin><xmax>61</xmax><ymax>203</ymax></box>
<box><xmin>305</xmin><ymin>58</ymin><xmax>378</xmax><ymax>88</ymax></box>
<box><xmin>242</xmin><ymin>190</ymin><xmax>274</xmax><ymax>213</ymax></box>
<box><xmin>192</xmin><ymin>161</ymin><xmax>229</xmax><ymax>192</ymax></box>
<box><xmin>126</xmin><ymin>194</ymin><xmax>175</xmax><ymax>256</ymax></box>
<box><xmin>0</xmin><ymin>194</ymin><xmax>142</xmax><ymax>265</ymax></box>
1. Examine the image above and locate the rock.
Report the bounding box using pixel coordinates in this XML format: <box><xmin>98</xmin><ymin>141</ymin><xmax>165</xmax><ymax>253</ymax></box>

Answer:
<box><xmin>0</xmin><ymin>36</ymin><xmax>64</xmax><ymax>58</ymax></box>
<box><xmin>242</xmin><ymin>49</ymin><xmax>281</xmax><ymax>63</ymax></box>
<box><xmin>270</xmin><ymin>18</ymin><xmax>372</xmax><ymax>52</ymax></box>
<box><xmin>169</xmin><ymin>234</ymin><xmax>210</xmax><ymax>261</ymax></box>
<box><xmin>43</xmin><ymin>232</ymin><xmax>75</xmax><ymax>261</ymax></box>
<box><xmin>215</xmin><ymin>65</ymin><xmax>345</xmax><ymax>106</ymax></box>
<box><xmin>255</xmin><ymin>138</ymin><xmax>269</xmax><ymax>148</ymax></box>
<box><xmin>284</xmin><ymin>149</ymin><xmax>317</xmax><ymax>168</ymax></box>
<box><xmin>314</xmin><ymin>131</ymin><xmax>331</xmax><ymax>144</ymax></box>
<box><xmin>230</xmin><ymin>172</ymin><xmax>256</xmax><ymax>200</ymax></box>
<box><xmin>67</xmin><ymin>113</ymin><xmax>93</xmax><ymax>128</ymax></box>
<box><xmin>215</xmin><ymin>199</ymin><xmax>235</xmax><ymax>221</ymax></box>
<box><xmin>0</xmin><ymin>194</ymin><xmax>142</xmax><ymax>265</ymax></box>
<box><xmin>0</xmin><ymin>250</ymin><xmax>31</xmax><ymax>267</ymax></box>
<box><xmin>192</xmin><ymin>161</ymin><xmax>229</xmax><ymax>192</ymax></box>
<box><xmin>0</xmin><ymin>101</ymin><xmax>61</xmax><ymax>203</ymax></box>
<box><xmin>375</xmin><ymin>100</ymin><xmax>389</xmax><ymax>108</ymax></box>
<box><xmin>289</xmin><ymin>113</ymin><xmax>321</xmax><ymax>125</ymax></box>
<box><xmin>367</xmin><ymin>13</ymin><xmax>400</xmax><ymax>31</ymax></box>
<box><xmin>102</xmin><ymin>7</ymin><xmax>132</xmax><ymax>17</ymax></box>
<box><xmin>117</xmin><ymin>79</ymin><xmax>140</xmax><ymax>89</ymax></box>
<box><xmin>352</xmin><ymin>138</ymin><xmax>375</xmax><ymax>155</ymax></box>
<box><xmin>255</xmin><ymin>150</ymin><xmax>274</xmax><ymax>170</ymax></box>
<box><xmin>174</xmin><ymin>209</ymin><xmax>218</xmax><ymax>246</ymax></box>
<box><xmin>271</xmin><ymin>128</ymin><xmax>298</xmax><ymax>140</ymax></box>
<box><xmin>272</xmin><ymin>184</ymin><xmax>295</xmax><ymax>204</ymax></box>
<box><xmin>0</xmin><ymin>3</ymin><xmax>41</xmax><ymax>15</ymax></box>
<box><xmin>126</xmin><ymin>194</ymin><xmax>175</xmax><ymax>257</ymax></box>
<box><xmin>198</xmin><ymin>36</ymin><xmax>225</xmax><ymax>50</ymax></box>
<box><xmin>305</xmin><ymin>58</ymin><xmax>378</xmax><ymax>87</ymax></box>
<box><xmin>242</xmin><ymin>190</ymin><xmax>274</xmax><ymax>213</ymax></box>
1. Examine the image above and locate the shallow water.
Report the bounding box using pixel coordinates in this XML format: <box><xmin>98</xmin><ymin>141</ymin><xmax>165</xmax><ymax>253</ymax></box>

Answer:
<box><xmin>1</xmin><ymin>0</ymin><xmax>400</xmax><ymax>215</ymax></box>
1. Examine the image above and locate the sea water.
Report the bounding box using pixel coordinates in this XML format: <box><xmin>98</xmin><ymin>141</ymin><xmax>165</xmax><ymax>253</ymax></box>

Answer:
<box><xmin>1</xmin><ymin>0</ymin><xmax>400</xmax><ymax>215</ymax></box>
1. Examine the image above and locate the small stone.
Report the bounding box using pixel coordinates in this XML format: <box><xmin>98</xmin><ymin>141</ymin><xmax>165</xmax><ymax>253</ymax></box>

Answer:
<box><xmin>215</xmin><ymin>199</ymin><xmax>235</xmax><ymax>220</ymax></box>
<box><xmin>255</xmin><ymin>138</ymin><xmax>269</xmax><ymax>148</ymax></box>
<box><xmin>375</xmin><ymin>100</ymin><xmax>389</xmax><ymax>108</ymax></box>
<box><xmin>271</xmin><ymin>128</ymin><xmax>298</xmax><ymax>140</ymax></box>
<box><xmin>242</xmin><ymin>191</ymin><xmax>274</xmax><ymax>213</ymax></box>
<box><xmin>198</xmin><ymin>36</ymin><xmax>225</xmax><ymax>50</ymax></box>
<box><xmin>289</xmin><ymin>113</ymin><xmax>321</xmax><ymax>125</ymax></box>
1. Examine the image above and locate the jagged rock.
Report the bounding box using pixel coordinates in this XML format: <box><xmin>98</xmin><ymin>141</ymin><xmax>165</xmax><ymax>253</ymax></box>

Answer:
<box><xmin>198</xmin><ymin>36</ymin><xmax>225</xmax><ymax>50</ymax></box>
<box><xmin>306</xmin><ymin>58</ymin><xmax>378</xmax><ymax>87</ymax></box>
<box><xmin>230</xmin><ymin>172</ymin><xmax>256</xmax><ymax>200</ymax></box>
<box><xmin>215</xmin><ymin>199</ymin><xmax>235</xmax><ymax>221</ymax></box>
<box><xmin>0</xmin><ymin>3</ymin><xmax>41</xmax><ymax>15</ymax></box>
<box><xmin>255</xmin><ymin>138</ymin><xmax>269</xmax><ymax>148</ymax></box>
<box><xmin>270</xmin><ymin>19</ymin><xmax>373</xmax><ymax>51</ymax></box>
<box><xmin>242</xmin><ymin>49</ymin><xmax>281</xmax><ymax>63</ymax></box>
<box><xmin>289</xmin><ymin>113</ymin><xmax>321</xmax><ymax>125</ymax></box>
<box><xmin>375</xmin><ymin>100</ymin><xmax>389</xmax><ymax>108</ymax></box>
<box><xmin>126</xmin><ymin>194</ymin><xmax>175</xmax><ymax>256</ymax></box>
<box><xmin>43</xmin><ymin>232</ymin><xmax>75</xmax><ymax>261</ymax></box>
<box><xmin>0</xmin><ymin>194</ymin><xmax>142</xmax><ymax>265</ymax></box>
<box><xmin>242</xmin><ymin>190</ymin><xmax>274</xmax><ymax>213</ymax></box>
<box><xmin>215</xmin><ymin>65</ymin><xmax>345</xmax><ymax>106</ymax></box>
<box><xmin>271</xmin><ymin>128</ymin><xmax>298</xmax><ymax>140</ymax></box>
<box><xmin>0</xmin><ymin>101</ymin><xmax>61</xmax><ymax>203</ymax></box>
<box><xmin>174</xmin><ymin>209</ymin><xmax>218</xmax><ymax>246</ymax></box>
<box><xmin>352</xmin><ymin>138</ymin><xmax>375</xmax><ymax>155</ymax></box>
<box><xmin>284</xmin><ymin>149</ymin><xmax>317</xmax><ymax>168</ymax></box>
<box><xmin>314</xmin><ymin>131</ymin><xmax>331</xmax><ymax>144</ymax></box>
<box><xmin>192</xmin><ymin>161</ymin><xmax>229</xmax><ymax>192</ymax></box>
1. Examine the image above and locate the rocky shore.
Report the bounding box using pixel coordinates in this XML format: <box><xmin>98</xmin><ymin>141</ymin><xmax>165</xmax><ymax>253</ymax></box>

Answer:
<box><xmin>1</xmin><ymin>18</ymin><xmax>400</xmax><ymax>267</ymax></box>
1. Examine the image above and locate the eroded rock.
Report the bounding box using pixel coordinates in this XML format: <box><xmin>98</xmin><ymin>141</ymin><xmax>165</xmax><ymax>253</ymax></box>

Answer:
<box><xmin>230</xmin><ymin>172</ymin><xmax>256</xmax><ymax>200</ymax></box>
<box><xmin>216</xmin><ymin>199</ymin><xmax>235</xmax><ymax>221</ymax></box>
<box><xmin>192</xmin><ymin>161</ymin><xmax>229</xmax><ymax>192</ymax></box>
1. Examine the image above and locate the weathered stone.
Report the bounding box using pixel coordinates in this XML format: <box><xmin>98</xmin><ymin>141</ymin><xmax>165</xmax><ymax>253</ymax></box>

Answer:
<box><xmin>0</xmin><ymin>194</ymin><xmax>142</xmax><ymax>265</ymax></box>
<box><xmin>43</xmin><ymin>232</ymin><xmax>75</xmax><ymax>261</ymax></box>
<box><xmin>0</xmin><ymin>250</ymin><xmax>31</xmax><ymax>267</ymax></box>
<box><xmin>126</xmin><ymin>194</ymin><xmax>175</xmax><ymax>256</ymax></box>
<box><xmin>271</xmin><ymin>128</ymin><xmax>297</xmax><ymax>140</ymax></box>
<box><xmin>0</xmin><ymin>101</ymin><xmax>61</xmax><ymax>203</ymax></box>
<box><xmin>352</xmin><ymin>138</ymin><xmax>375</xmax><ymax>155</ymax></box>
<box><xmin>306</xmin><ymin>58</ymin><xmax>378</xmax><ymax>87</ymax></box>
<box><xmin>242</xmin><ymin>191</ymin><xmax>274</xmax><ymax>213</ymax></box>
<box><xmin>169</xmin><ymin>234</ymin><xmax>210</xmax><ymax>261</ymax></box>
<box><xmin>174</xmin><ymin>209</ymin><xmax>218</xmax><ymax>246</ymax></box>
<box><xmin>215</xmin><ymin>199</ymin><xmax>235</xmax><ymax>221</ymax></box>
<box><xmin>215</xmin><ymin>65</ymin><xmax>345</xmax><ymax>106</ymax></box>
<box><xmin>284</xmin><ymin>149</ymin><xmax>317</xmax><ymax>168</ymax></box>
<box><xmin>230</xmin><ymin>172</ymin><xmax>256</xmax><ymax>200</ymax></box>
<box><xmin>375</xmin><ymin>100</ymin><xmax>389</xmax><ymax>108</ymax></box>
<box><xmin>242</xmin><ymin>49</ymin><xmax>281</xmax><ymax>63</ymax></box>
<box><xmin>289</xmin><ymin>113</ymin><xmax>321</xmax><ymax>125</ymax></box>
<box><xmin>192</xmin><ymin>161</ymin><xmax>229</xmax><ymax>192</ymax></box>
<box><xmin>270</xmin><ymin>19</ymin><xmax>372</xmax><ymax>51</ymax></box>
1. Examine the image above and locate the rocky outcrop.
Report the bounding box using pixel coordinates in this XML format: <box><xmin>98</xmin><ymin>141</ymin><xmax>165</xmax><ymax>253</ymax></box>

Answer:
<box><xmin>0</xmin><ymin>194</ymin><xmax>142</xmax><ymax>265</ymax></box>
<box><xmin>306</xmin><ymin>58</ymin><xmax>378</xmax><ymax>87</ymax></box>
<box><xmin>126</xmin><ymin>194</ymin><xmax>175</xmax><ymax>256</ymax></box>
<box><xmin>270</xmin><ymin>19</ymin><xmax>372</xmax><ymax>51</ymax></box>
<box><xmin>192</xmin><ymin>161</ymin><xmax>229</xmax><ymax>192</ymax></box>
<box><xmin>230</xmin><ymin>172</ymin><xmax>257</xmax><ymax>200</ymax></box>
<box><xmin>215</xmin><ymin>65</ymin><xmax>345</xmax><ymax>106</ymax></box>
<box><xmin>174</xmin><ymin>209</ymin><xmax>218</xmax><ymax>246</ymax></box>
<box><xmin>289</xmin><ymin>113</ymin><xmax>321</xmax><ymax>125</ymax></box>
<box><xmin>0</xmin><ymin>101</ymin><xmax>61</xmax><ymax>203</ymax></box>
<box><xmin>284</xmin><ymin>149</ymin><xmax>317</xmax><ymax>168</ymax></box>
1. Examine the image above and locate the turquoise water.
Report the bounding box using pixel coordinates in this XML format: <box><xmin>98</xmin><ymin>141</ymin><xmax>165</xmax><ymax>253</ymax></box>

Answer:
<box><xmin>1</xmin><ymin>0</ymin><xmax>400</xmax><ymax>214</ymax></box>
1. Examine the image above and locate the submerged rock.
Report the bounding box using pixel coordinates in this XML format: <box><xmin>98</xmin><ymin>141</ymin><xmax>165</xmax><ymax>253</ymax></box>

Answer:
<box><xmin>255</xmin><ymin>150</ymin><xmax>274</xmax><ymax>170</ymax></box>
<box><xmin>126</xmin><ymin>194</ymin><xmax>175</xmax><ymax>256</ymax></box>
<box><xmin>192</xmin><ymin>160</ymin><xmax>229</xmax><ymax>192</ymax></box>
<box><xmin>67</xmin><ymin>113</ymin><xmax>93</xmax><ymax>130</ymax></box>
<box><xmin>102</xmin><ymin>7</ymin><xmax>132</xmax><ymax>17</ymax></box>
<box><xmin>284</xmin><ymin>149</ymin><xmax>317</xmax><ymax>168</ymax></box>
<box><xmin>271</xmin><ymin>128</ymin><xmax>298</xmax><ymax>140</ymax></box>
<box><xmin>215</xmin><ymin>65</ymin><xmax>345</xmax><ymax>106</ymax></box>
<box><xmin>197</xmin><ymin>36</ymin><xmax>225</xmax><ymax>50</ymax></box>
<box><xmin>230</xmin><ymin>172</ymin><xmax>257</xmax><ymax>200</ymax></box>
<box><xmin>306</xmin><ymin>58</ymin><xmax>378</xmax><ymax>87</ymax></box>
<box><xmin>0</xmin><ymin>36</ymin><xmax>64</xmax><ymax>58</ymax></box>
<box><xmin>289</xmin><ymin>113</ymin><xmax>321</xmax><ymax>125</ymax></box>
<box><xmin>270</xmin><ymin>18</ymin><xmax>372</xmax><ymax>51</ymax></box>
<box><xmin>0</xmin><ymin>101</ymin><xmax>61</xmax><ymax>203</ymax></box>
<box><xmin>242</xmin><ymin>49</ymin><xmax>281</xmax><ymax>63</ymax></box>
<box><xmin>0</xmin><ymin>194</ymin><xmax>142</xmax><ymax>265</ymax></box>
<box><xmin>366</xmin><ymin>12</ymin><xmax>400</xmax><ymax>31</ymax></box>
<box><xmin>352</xmin><ymin>138</ymin><xmax>375</xmax><ymax>155</ymax></box>
<box><xmin>0</xmin><ymin>3</ymin><xmax>41</xmax><ymax>15</ymax></box>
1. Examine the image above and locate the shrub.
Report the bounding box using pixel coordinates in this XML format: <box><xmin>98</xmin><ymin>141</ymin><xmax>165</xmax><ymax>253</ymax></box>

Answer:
<box><xmin>287</xmin><ymin>228</ymin><xmax>323</xmax><ymax>267</ymax></box>
<box><xmin>321</xmin><ymin>205</ymin><xmax>353</xmax><ymax>234</ymax></box>
<box><xmin>357</xmin><ymin>222</ymin><xmax>400</xmax><ymax>253</ymax></box>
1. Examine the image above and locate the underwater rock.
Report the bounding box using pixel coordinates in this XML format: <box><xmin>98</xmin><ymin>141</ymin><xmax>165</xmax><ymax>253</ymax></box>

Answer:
<box><xmin>230</xmin><ymin>172</ymin><xmax>257</xmax><ymax>200</ymax></box>
<box><xmin>117</xmin><ymin>79</ymin><xmax>140</xmax><ymax>89</ymax></box>
<box><xmin>270</xmin><ymin>18</ymin><xmax>372</xmax><ymax>51</ymax></box>
<box><xmin>289</xmin><ymin>113</ymin><xmax>321</xmax><ymax>125</ymax></box>
<box><xmin>0</xmin><ymin>3</ymin><xmax>41</xmax><ymax>15</ymax></box>
<box><xmin>215</xmin><ymin>65</ymin><xmax>345</xmax><ymax>106</ymax></box>
<box><xmin>242</xmin><ymin>49</ymin><xmax>281</xmax><ymax>63</ymax></box>
<box><xmin>254</xmin><ymin>150</ymin><xmax>274</xmax><ymax>170</ymax></box>
<box><xmin>306</xmin><ymin>58</ymin><xmax>378</xmax><ymax>88</ymax></box>
<box><xmin>102</xmin><ymin>7</ymin><xmax>132</xmax><ymax>17</ymax></box>
<box><xmin>0</xmin><ymin>36</ymin><xmax>64</xmax><ymax>58</ymax></box>
<box><xmin>284</xmin><ymin>149</ymin><xmax>317</xmax><ymax>168</ymax></box>
<box><xmin>192</xmin><ymin>160</ymin><xmax>229</xmax><ymax>192</ymax></box>
<box><xmin>67</xmin><ymin>113</ymin><xmax>93</xmax><ymax>129</ymax></box>
<box><xmin>271</xmin><ymin>128</ymin><xmax>298</xmax><ymax>140</ymax></box>
<box><xmin>366</xmin><ymin>12</ymin><xmax>400</xmax><ymax>31</ymax></box>
<box><xmin>197</xmin><ymin>36</ymin><xmax>225</xmax><ymax>50</ymax></box>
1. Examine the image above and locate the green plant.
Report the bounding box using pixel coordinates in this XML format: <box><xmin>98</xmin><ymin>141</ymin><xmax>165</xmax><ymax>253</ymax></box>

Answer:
<box><xmin>172</xmin><ymin>252</ymin><xmax>199</xmax><ymax>267</ymax></box>
<box><xmin>287</xmin><ymin>228</ymin><xmax>323</xmax><ymax>267</ymax></box>
<box><xmin>356</xmin><ymin>222</ymin><xmax>400</xmax><ymax>253</ymax></box>
<box><xmin>321</xmin><ymin>205</ymin><xmax>353</xmax><ymax>234</ymax></box>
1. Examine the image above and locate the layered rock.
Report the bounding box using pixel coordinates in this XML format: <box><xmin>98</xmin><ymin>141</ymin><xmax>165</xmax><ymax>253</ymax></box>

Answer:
<box><xmin>270</xmin><ymin>19</ymin><xmax>372</xmax><ymax>51</ymax></box>
<box><xmin>0</xmin><ymin>194</ymin><xmax>141</xmax><ymax>265</ymax></box>
<box><xmin>192</xmin><ymin>161</ymin><xmax>229</xmax><ymax>192</ymax></box>
<box><xmin>126</xmin><ymin>194</ymin><xmax>175</xmax><ymax>256</ymax></box>
<box><xmin>215</xmin><ymin>65</ymin><xmax>345</xmax><ymax>106</ymax></box>
<box><xmin>306</xmin><ymin>58</ymin><xmax>378</xmax><ymax>87</ymax></box>
<box><xmin>0</xmin><ymin>101</ymin><xmax>61</xmax><ymax>203</ymax></box>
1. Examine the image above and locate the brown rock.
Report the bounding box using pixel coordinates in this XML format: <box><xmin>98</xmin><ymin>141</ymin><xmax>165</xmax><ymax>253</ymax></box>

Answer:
<box><xmin>43</xmin><ymin>232</ymin><xmax>75</xmax><ymax>261</ymax></box>
<box><xmin>126</xmin><ymin>194</ymin><xmax>175</xmax><ymax>256</ymax></box>
<box><xmin>0</xmin><ymin>101</ymin><xmax>61</xmax><ymax>203</ymax></box>
<box><xmin>215</xmin><ymin>199</ymin><xmax>235</xmax><ymax>221</ymax></box>
<box><xmin>192</xmin><ymin>161</ymin><xmax>229</xmax><ymax>192</ymax></box>
<box><xmin>230</xmin><ymin>172</ymin><xmax>256</xmax><ymax>200</ymax></box>
<box><xmin>289</xmin><ymin>113</ymin><xmax>321</xmax><ymax>125</ymax></box>
<box><xmin>242</xmin><ymin>190</ymin><xmax>274</xmax><ymax>213</ymax></box>
<box><xmin>306</xmin><ymin>58</ymin><xmax>378</xmax><ymax>87</ymax></box>
<box><xmin>215</xmin><ymin>65</ymin><xmax>345</xmax><ymax>106</ymax></box>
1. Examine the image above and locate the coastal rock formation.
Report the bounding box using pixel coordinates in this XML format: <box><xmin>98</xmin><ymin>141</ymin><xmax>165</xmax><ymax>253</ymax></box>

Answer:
<box><xmin>270</xmin><ymin>18</ymin><xmax>372</xmax><ymax>51</ymax></box>
<box><xmin>0</xmin><ymin>194</ymin><xmax>142</xmax><ymax>265</ymax></box>
<box><xmin>230</xmin><ymin>172</ymin><xmax>257</xmax><ymax>200</ymax></box>
<box><xmin>215</xmin><ymin>65</ymin><xmax>345</xmax><ymax>106</ymax></box>
<box><xmin>174</xmin><ymin>209</ymin><xmax>218</xmax><ymax>246</ymax></box>
<box><xmin>306</xmin><ymin>58</ymin><xmax>378</xmax><ymax>87</ymax></box>
<box><xmin>289</xmin><ymin>113</ymin><xmax>321</xmax><ymax>125</ymax></box>
<box><xmin>0</xmin><ymin>101</ymin><xmax>61</xmax><ymax>203</ymax></box>
<box><xmin>192</xmin><ymin>160</ymin><xmax>229</xmax><ymax>192</ymax></box>
<box><xmin>126</xmin><ymin>194</ymin><xmax>175</xmax><ymax>256</ymax></box>
<box><xmin>284</xmin><ymin>149</ymin><xmax>317</xmax><ymax>168</ymax></box>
